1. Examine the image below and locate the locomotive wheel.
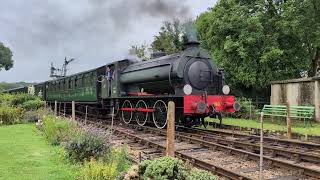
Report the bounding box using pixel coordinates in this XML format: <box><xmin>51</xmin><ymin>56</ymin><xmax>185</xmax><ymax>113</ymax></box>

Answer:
<box><xmin>152</xmin><ymin>100</ymin><xmax>168</xmax><ymax>129</ymax></box>
<box><xmin>121</xmin><ymin>100</ymin><xmax>133</xmax><ymax>124</ymax></box>
<box><xmin>135</xmin><ymin>100</ymin><xmax>148</xmax><ymax>126</ymax></box>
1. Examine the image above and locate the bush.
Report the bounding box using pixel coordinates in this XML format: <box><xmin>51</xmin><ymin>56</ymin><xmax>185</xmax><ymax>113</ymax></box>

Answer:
<box><xmin>20</xmin><ymin>99</ymin><xmax>45</xmax><ymax>110</ymax></box>
<box><xmin>23</xmin><ymin>111</ymin><xmax>40</xmax><ymax>123</ymax></box>
<box><xmin>139</xmin><ymin>156</ymin><xmax>188</xmax><ymax>180</ymax></box>
<box><xmin>42</xmin><ymin>115</ymin><xmax>75</xmax><ymax>145</ymax></box>
<box><xmin>23</xmin><ymin>108</ymin><xmax>52</xmax><ymax>123</ymax></box>
<box><xmin>79</xmin><ymin>147</ymin><xmax>131</xmax><ymax>180</ymax></box>
<box><xmin>0</xmin><ymin>105</ymin><xmax>23</xmax><ymax>125</ymax></box>
<box><xmin>188</xmin><ymin>168</ymin><xmax>216</xmax><ymax>180</ymax></box>
<box><xmin>80</xmin><ymin>159</ymin><xmax>118</xmax><ymax>180</ymax></box>
<box><xmin>65</xmin><ymin>131</ymin><xmax>109</xmax><ymax>162</ymax></box>
<box><xmin>0</xmin><ymin>93</ymin><xmax>15</xmax><ymax>106</ymax></box>
<box><xmin>138</xmin><ymin>157</ymin><xmax>217</xmax><ymax>180</ymax></box>
<box><xmin>103</xmin><ymin>147</ymin><xmax>131</xmax><ymax>173</ymax></box>
<box><xmin>11</xmin><ymin>93</ymin><xmax>38</xmax><ymax>106</ymax></box>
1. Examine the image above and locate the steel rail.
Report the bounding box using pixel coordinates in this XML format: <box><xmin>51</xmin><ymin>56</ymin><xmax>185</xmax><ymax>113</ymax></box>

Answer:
<box><xmin>123</xmin><ymin>123</ymin><xmax>320</xmax><ymax>179</ymax></box>
<box><xmin>186</xmin><ymin>127</ymin><xmax>320</xmax><ymax>150</ymax></box>
<box><xmin>82</xmin><ymin>119</ymin><xmax>252</xmax><ymax>180</ymax></box>
<box><xmin>176</xmin><ymin>130</ymin><xmax>320</xmax><ymax>164</ymax></box>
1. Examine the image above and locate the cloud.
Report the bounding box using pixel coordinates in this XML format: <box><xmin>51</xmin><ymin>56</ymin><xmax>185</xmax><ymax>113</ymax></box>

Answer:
<box><xmin>0</xmin><ymin>0</ymin><xmax>213</xmax><ymax>82</ymax></box>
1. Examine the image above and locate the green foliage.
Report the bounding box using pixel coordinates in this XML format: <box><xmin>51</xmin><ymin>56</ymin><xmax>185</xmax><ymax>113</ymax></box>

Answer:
<box><xmin>280</xmin><ymin>0</ymin><xmax>320</xmax><ymax>75</ymax></box>
<box><xmin>41</xmin><ymin>115</ymin><xmax>75</xmax><ymax>145</ymax></box>
<box><xmin>196</xmin><ymin>0</ymin><xmax>319</xmax><ymax>96</ymax></box>
<box><xmin>104</xmin><ymin>147</ymin><xmax>131</xmax><ymax>174</ymax></box>
<box><xmin>22</xmin><ymin>110</ymin><xmax>40</xmax><ymax>123</ymax></box>
<box><xmin>0</xmin><ymin>42</ymin><xmax>13</xmax><ymax>71</ymax></box>
<box><xmin>232</xmin><ymin>97</ymin><xmax>257</xmax><ymax>119</ymax></box>
<box><xmin>11</xmin><ymin>93</ymin><xmax>38</xmax><ymax>106</ymax></box>
<box><xmin>0</xmin><ymin>93</ymin><xmax>15</xmax><ymax>105</ymax></box>
<box><xmin>80</xmin><ymin>159</ymin><xmax>118</xmax><ymax>180</ymax></box>
<box><xmin>20</xmin><ymin>99</ymin><xmax>45</xmax><ymax>110</ymax></box>
<box><xmin>0</xmin><ymin>105</ymin><xmax>23</xmax><ymax>125</ymax></box>
<box><xmin>65</xmin><ymin>131</ymin><xmax>108</xmax><ymax>162</ymax></box>
<box><xmin>151</xmin><ymin>19</ymin><xmax>188</xmax><ymax>55</ymax></box>
<box><xmin>139</xmin><ymin>156</ymin><xmax>189</xmax><ymax>180</ymax></box>
<box><xmin>79</xmin><ymin>147</ymin><xmax>131</xmax><ymax>180</ymax></box>
<box><xmin>188</xmin><ymin>168</ymin><xmax>216</xmax><ymax>180</ymax></box>
<box><xmin>129</xmin><ymin>44</ymin><xmax>149</xmax><ymax>60</ymax></box>
<box><xmin>139</xmin><ymin>157</ymin><xmax>217</xmax><ymax>180</ymax></box>
<box><xmin>22</xmin><ymin>108</ymin><xmax>52</xmax><ymax>123</ymax></box>
<box><xmin>0</xmin><ymin>93</ymin><xmax>44</xmax><ymax>111</ymax></box>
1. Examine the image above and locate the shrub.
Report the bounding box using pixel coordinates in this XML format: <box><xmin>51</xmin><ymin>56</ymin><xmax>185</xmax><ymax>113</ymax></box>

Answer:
<box><xmin>123</xmin><ymin>165</ymin><xmax>139</xmax><ymax>180</ymax></box>
<box><xmin>23</xmin><ymin>108</ymin><xmax>52</xmax><ymax>123</ymax></box>
<box><xmin>0</xmin><ymin>105</ymin><xmax>23</xmax><ymax>125</ymax></box>
<box><xmin>0</xmin><ymin>93</ymin><xmax>15</xmax><ymax>106</ymax></box>
<box><xmin>80</xmin><ymin>159</ymin><xmax>118</xmax><ymax>180</ymax></box>
<box><xmin>64</xmin><ymin>131</ymin><xmax>108</xmax><ymax>162</ymax></box>
<box><xmin>79</xmin><ymin>147</ymin><xmax>131</xmax><ymax>180</ymax></box>
<box><xmin>139</xmin><ymin>156</ymin><xmax>188</xmax><ymax>180</ymax></box>
<box><xmin>104</xmin><ymin>147</ymin><xmax>131</xmax><ymax>173</ymax></box>
<box><xmin>138</xmin><ymin>157</ymin><xmax>217</xmax><ymax>180</ymax></box>
<box><xmin>10</xmin><ymin>93</ymin><xmax>38</xmax><ymax>106</ymax></box>
<box><xmin>188</xmin><ymin>168</ymin><xmax>216</xmax><ymax>180</ymax></box>
<box><xmin>42</xmin><ymin>115</ymin><xmax>75</xmax><ymax>145</ymax></box>
<box><xmin>20</xmin><ymin>99</ymin><xmax>45</xmax><ymax>110</ymax></box>
<box><xmin>23</xmin><ymin>111</ymin><xmax>40</xmax><ymax>123</ymax></box>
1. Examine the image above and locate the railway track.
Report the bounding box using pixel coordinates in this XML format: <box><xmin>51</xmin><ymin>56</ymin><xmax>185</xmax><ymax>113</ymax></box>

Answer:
<box><xmin>75</xmin><ymin>117</ymin><xmax>320</xmax><ymax>180</ymax></box>
<box><xmin>179</xmin><ymin>127</ymin><xmax>320</xmax><ymax>164</ymax></box>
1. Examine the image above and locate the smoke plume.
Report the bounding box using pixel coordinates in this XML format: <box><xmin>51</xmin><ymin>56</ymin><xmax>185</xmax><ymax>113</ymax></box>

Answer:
<box><xmin>0</xmin><ymin>0</ymin><xmax>195</xmax><ymax>82</ymax></box>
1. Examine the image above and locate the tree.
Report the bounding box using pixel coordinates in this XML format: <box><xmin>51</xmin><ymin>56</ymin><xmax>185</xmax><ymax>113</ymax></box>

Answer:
<box><xmin>280</xmin><ymin>0</ymin><xmax>320</xmax><ymax>76</ymax></box>
<box><xmin>151</xmin><ymin>19</ymin><xmax>187</xmax><ymax>55</ymax></box>
<box><xmin>130</xmin><ymin>19</ymin><xmax>191</xmax><ymax>60</ymax></box>
<box><xmin>0</xmin><ymin>42</ymin><xmax>13</xmax><ymax>71</ymax></box>
<box><xmin>129</xmin><ymin>44</ymin><xmax>149</xmax><ymax>60</ymax></box>
<box><xmin>196</xmin><ymin>0</ymin><xmax>314</xmax><ymax>96</ymax></box>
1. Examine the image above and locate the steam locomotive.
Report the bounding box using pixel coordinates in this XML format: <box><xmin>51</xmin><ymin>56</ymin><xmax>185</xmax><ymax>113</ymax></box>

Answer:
<box><xmin>3</xmin><ymin>41</ymin><xmax>240</xmax><ymax>128</ymax></box>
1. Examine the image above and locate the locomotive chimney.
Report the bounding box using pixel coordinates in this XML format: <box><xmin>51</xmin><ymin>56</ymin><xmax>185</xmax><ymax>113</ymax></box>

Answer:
<box><xmin>184</xmin><ymin>22</ymin><xmax>200</xmax><ymax>48</ymax></box>
<box><xmin>185</xmin><ymin>41</ymin><xmax>200</xmax><ymax>48</ymax></box>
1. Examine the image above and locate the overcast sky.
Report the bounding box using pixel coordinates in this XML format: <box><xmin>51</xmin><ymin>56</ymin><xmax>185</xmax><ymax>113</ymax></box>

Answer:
<box><xmin>0</xmin><ymin>0</ymin><xmax>216</xmax><ymax>83</ymax></box>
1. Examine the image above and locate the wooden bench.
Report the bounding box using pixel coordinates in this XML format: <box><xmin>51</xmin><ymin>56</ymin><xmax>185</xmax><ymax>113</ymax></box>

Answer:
<box><xmin>259</xmin><ymin>105</ymin><xmax>315</xmax><ymax>126</ymax></box>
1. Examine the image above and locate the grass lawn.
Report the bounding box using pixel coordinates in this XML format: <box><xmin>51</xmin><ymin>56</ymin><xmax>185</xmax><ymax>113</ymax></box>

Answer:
<box><xmin>0</xmin><ymin>124</ymin><xmax>79</xmax><ymax>180</ymax></box>
<box><xmin>206</xmin><ymin>118</ymin><xmax>320</xmax><ymax>136</ymax></box>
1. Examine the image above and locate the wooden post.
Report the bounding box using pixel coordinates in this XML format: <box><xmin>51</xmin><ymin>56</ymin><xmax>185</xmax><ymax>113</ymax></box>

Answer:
<box><xmin>63</xmin><ymin>103</ymin><xmax>66</xmax><ymax>117</ymax></box>
<box><xmin>249</xmin><ymin>100</ymin><xmax>252</xmax><ymax>119</ymax></box>
<box><xmin>109</xmin><ymin>107</ymin><xmax>115</xmax><ymax>142</ymax></box>
<box><xmin>85</xmin><ymin>105</ymin><xmax>88</xmax><ymax>125</ymax></box>
<box><xmin>166</xmin><ymin>101</ymin><xmax>175</xmax><ymax>157</ymax></box>
<box><xmin>54</xmin><ymin>100</ymin><xmax>57</xmax><ymax>116</ymax></box>
<box><xmin>259</xmin><ymin>112</ymin><xmax>264</xmax><ymax>180</ymax></box>
<box><xmin>58</xmin><ymin>102</ymin><xmax>61</xmax><ymax>116</ymax></box>
<box><xmin>286</xmin><ymin>102</ymin><xmax>292</xmax><ymax>139</ymax></box>
<box><xmin>44</xmin><ymin>101</ymin><xmax>47</xmax><ymax>109</ymax></box>
<box><xmin>72</xmin><ymin>101</ymin><xmax>75</xmax><ymax>122</ymax></box>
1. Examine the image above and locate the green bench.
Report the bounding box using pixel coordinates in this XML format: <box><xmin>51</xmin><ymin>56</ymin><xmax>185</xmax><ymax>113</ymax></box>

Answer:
<box><xmin>259</xmin><ymin>105</ymin><xmax>315</xmax><ymax>126</ymax></box>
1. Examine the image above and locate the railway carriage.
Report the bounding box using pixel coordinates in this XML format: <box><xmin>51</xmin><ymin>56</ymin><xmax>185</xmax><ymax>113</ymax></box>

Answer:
<box><xmin>3</xmin><ymin>41</ymin><xmax>240</xmax><ymax>128</ymax></box>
